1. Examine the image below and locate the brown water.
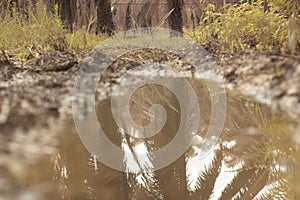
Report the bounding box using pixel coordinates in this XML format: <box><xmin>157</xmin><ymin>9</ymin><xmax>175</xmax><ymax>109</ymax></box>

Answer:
<box><xmin>50</xmin><ymin>78</ymin><xmax>298</xmax><ymax>200</ymax></box>
<box><xmin>5</xmin><ymin>78</ymin><xmax>299</xmax><ymax>200</ymax></box>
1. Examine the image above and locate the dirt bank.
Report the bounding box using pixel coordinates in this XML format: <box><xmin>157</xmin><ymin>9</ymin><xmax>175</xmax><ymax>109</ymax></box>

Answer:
<box><xmin>218</xmin><ymin>52</ymin><xmax>300</xmax><ymax>118</ymax></box>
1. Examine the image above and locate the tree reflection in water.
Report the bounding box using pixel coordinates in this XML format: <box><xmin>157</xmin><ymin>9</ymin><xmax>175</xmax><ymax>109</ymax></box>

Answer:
<box><xmin>53</xmin><ymin>78</ymin><xmax>296</xmax><ymax>199</ymax></box>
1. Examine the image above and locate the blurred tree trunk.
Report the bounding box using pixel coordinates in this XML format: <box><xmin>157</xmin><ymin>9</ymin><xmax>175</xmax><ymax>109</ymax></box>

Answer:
<box><xmin>166</xmin><ymin>0</ymin><xmax>183</xmax><ymax>37</ymax></box>
<box><xmin>96</xmin><ymin>0</ymin><xmax>114</xmax><ymax>35</ymax></box>
<box><xmin>136</xmin><ymin>1</ymin><xmax>152</xmax><ymax>33</ymax></box>
<box><xmin>56</xmin><ymin>0</ymin><xmax>76</xmax><ymax>31</ymax></box>
<box><xmin>124</xmin><ymin>1</ymin><xmax>132</xmax><ymax>31</ymax></box>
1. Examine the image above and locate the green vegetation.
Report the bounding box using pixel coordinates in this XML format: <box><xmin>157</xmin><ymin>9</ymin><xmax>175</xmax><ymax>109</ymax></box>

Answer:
<box><xmin>0</xmin><ymin>0</ymin><xmax>106</xmax><ymax>60</ymax></box>
<box><xmin>187</xmin><ymin>0</ymin><xmax>300</xmax><ymax>54</ymax></box>
<box><xmin>0</xmin><ymin>0</ymin><xmax>298</xmax><ymax>60</ymax></box>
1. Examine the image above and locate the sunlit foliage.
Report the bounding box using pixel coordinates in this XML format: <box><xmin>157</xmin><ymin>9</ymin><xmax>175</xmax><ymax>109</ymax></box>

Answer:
<box><xmin>187</xmin><ymin>0</ymin><xmax>299</xmax><ymax>54</ymax></box>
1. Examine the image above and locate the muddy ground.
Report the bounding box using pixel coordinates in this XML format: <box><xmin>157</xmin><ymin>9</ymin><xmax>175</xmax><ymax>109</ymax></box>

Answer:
<box><xmin>0</xmin><ymin>49</ymin><xmax>299</xmax><ymax>199</ymax></box>
<box><xmin>218</xmin><ymin>52</ymin><xmax>300</xmax><ymax>118</ymax></box>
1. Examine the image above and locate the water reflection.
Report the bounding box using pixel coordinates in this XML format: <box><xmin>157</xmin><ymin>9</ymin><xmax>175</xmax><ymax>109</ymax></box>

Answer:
<box><xmin>53</xmin><ymin>77</ymin><xmax>296</xmax><ymax>199</ymax></box>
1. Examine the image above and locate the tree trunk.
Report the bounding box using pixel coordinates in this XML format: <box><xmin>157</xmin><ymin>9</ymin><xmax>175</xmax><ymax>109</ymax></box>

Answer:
<box><xmin>167</xmin><ymin>0</ymin><xmax>183</xmax><ymax>37</ymax></box>
<box><xmin>124</xmin><ymin>1</ymin><xmax>132</xmax><ymax>31</ymax></box>
<box><xmin>57</xmin><ymin>0</ymin><xmax>76</xmax><ymax>31</ymax></box>
<box><xmin>96</xmin><ymin>0</ymin><xmax>114</xmax><ymax>36</ymax></box>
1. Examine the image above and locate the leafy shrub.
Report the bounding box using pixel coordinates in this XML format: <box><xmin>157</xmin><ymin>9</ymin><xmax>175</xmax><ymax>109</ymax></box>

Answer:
<box><xmin>188</xmin><ymin>0</ymin><xmax>300</xmax><ymax>54</ymax></box>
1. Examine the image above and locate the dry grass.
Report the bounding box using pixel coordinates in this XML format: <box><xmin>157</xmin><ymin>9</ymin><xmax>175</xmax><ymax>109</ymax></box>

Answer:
<box><xmin>0</xmin><ymin>0</ymin><xmax>106</xmax><ymax>60</ymax></box>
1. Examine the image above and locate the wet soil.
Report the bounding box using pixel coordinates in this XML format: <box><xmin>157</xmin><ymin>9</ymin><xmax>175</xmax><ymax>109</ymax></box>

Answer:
<box><xmin>218</xmin><ymin>52</ymin><xmax>300</xmax><ymax>118</ymax></box>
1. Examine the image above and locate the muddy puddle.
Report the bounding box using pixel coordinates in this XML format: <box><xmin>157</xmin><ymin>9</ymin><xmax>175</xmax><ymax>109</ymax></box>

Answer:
<box><xmin>1</xmin><ymin>52</ymin><xmax>299</xmax><ymax>199</ymax></box>
<box><xmin>20</xmin><ymin>77</ymin><xmax>296</xmax><ymax>200</ymax></box>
